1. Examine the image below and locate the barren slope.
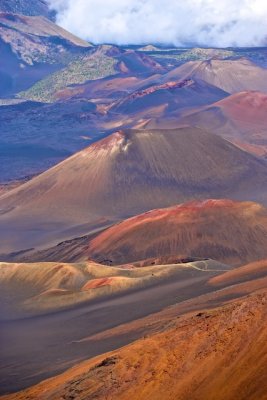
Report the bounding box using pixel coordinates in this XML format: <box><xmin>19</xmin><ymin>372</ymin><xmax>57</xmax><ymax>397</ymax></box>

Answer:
<box><xmin>180</xmin><ymin>91</ymin><xmax>267</xmax><ymax>157</ymax></box>
<box><xmin>3</xmin><ymin>288</ymin><xmax>267</xmax><ymax>400</ymax></box>
<box><xmin>168</xmin><ymin>58</ymin><xmax>267</xmax><ymax>94</ymax></box>
<box><xmin>1</xmin><ymin>127</ymin><xmax>267</xmax><ymax>254</ymax></box>
<box><xmin>86</xmin><ymin>199</ymin><xmax>267</xmax><ymax>266</ymax></box>
<box><xmin>210</xmin><ymin>259</ymin><xmax>267</xmax><ymax>287</ymax></box>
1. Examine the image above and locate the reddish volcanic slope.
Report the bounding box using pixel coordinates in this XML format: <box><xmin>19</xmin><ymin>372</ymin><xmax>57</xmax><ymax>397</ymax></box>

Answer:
<box><xmin>180</xmin><ymin>91</ymin><xmax>267</xmax><ymax>157</ymax></box>
<box><xmin>86</xmin><ymin>199</ymin><xmax>267</xmax><ymax>266</ymax></box>
<box><xmin>0</xmin><ymin>128</ymin><xmax>267</xmax><ymax>254</ymax></box>
<box><xmin>216</xmin><ymin>90</ymin><xmax>267</xmax><ymax>123</ymax></box>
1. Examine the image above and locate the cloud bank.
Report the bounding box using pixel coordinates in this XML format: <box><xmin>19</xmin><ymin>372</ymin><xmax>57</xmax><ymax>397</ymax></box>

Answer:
<box><xmin>48</xmin><ymin>0</ymin><xmax>267</xmax><ymax>47</ymax></box>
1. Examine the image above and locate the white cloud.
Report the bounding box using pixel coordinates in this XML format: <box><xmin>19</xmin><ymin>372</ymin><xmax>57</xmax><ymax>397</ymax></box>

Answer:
<box><xmin>48</xmin><ymin>0</ymin><xmax>267</xmax><ymax>47</ymax></box>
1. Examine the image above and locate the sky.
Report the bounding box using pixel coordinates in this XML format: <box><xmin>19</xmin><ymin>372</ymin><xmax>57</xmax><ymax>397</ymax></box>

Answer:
<box><xmin>48</xmin><ymin>0</ymin><xmax>267</xmax><ymax>47</ymax></box>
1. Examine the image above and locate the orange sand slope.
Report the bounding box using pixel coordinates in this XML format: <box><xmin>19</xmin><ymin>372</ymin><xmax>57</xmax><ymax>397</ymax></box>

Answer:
<box><xmin>3</xmin><ymin>279</ymin><xmax>267</xmax><ymax>400</ymax></box>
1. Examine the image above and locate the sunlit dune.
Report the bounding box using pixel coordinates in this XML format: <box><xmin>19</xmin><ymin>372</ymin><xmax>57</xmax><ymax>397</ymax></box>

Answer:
<box><xmin>0</xmin><ymin>259</ymin><xmax>227</xmax><ymax>318</ymax></box>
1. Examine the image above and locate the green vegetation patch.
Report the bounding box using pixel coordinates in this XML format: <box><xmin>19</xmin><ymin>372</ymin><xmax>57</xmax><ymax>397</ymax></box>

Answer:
<box><xmin>19</xmin><ymin>53</ymin><xmax>117</xmax><ymax>103</ymax></box>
